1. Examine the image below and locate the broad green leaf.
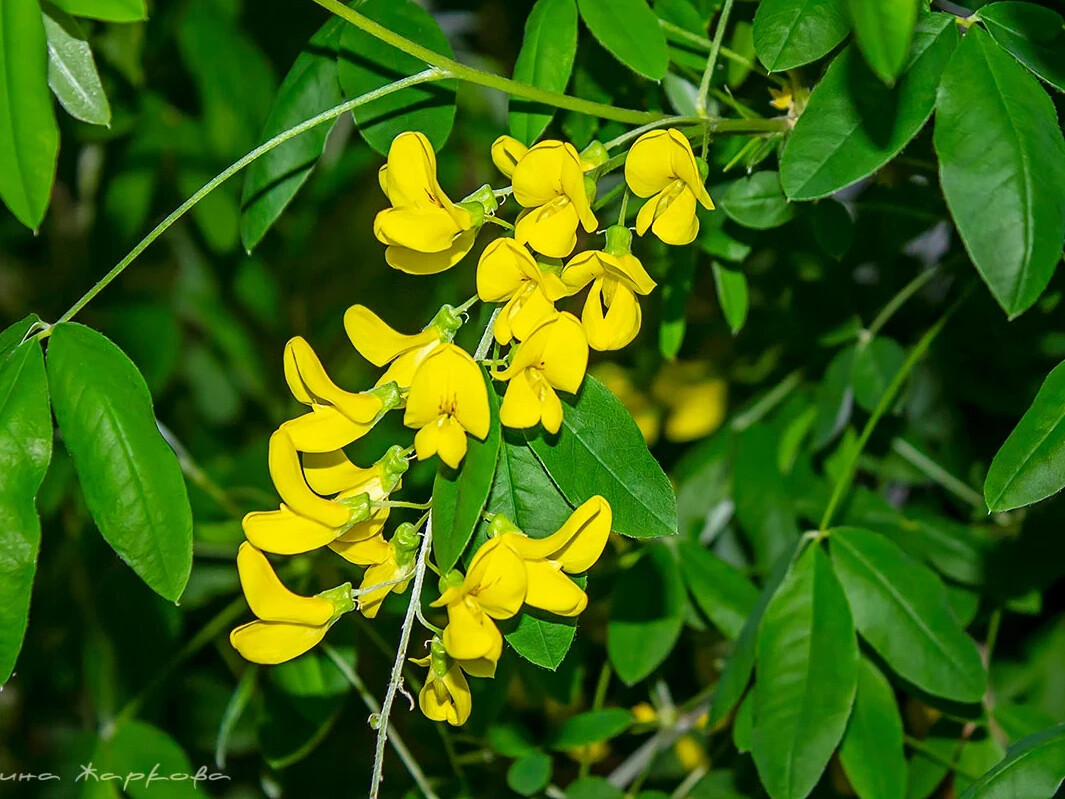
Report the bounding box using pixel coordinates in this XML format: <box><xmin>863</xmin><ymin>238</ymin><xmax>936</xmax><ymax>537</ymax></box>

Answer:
<box><xmin>979</xmin><ymin>2</ymin><xmax>1065</xmax><ymax>92</ymax></box>
<box><xmin>46</xmin><ymin>323</ymin><xmax>193</xmax><ymax>603</ymax></box>
<box><xmin>733</xmin><ymin>691</ymin><xmax>754</xmax><ymax>752</ymax></box>
<box><xmin>813</xmin><ymin>347</ymin><xmax>855</xmax><ymax>448</ymax></box>
<box><xmin>719</xmin><ymin>172</ymin><xmax>795</xmax><ymax>230</ymax></box>
<box><xmin>851</xmin><ymin>337</ymin><xmax>906</xmax><ymax>413</ymax></box>
<box><xmin>508</xmin><ymin>751</ymin><xmax>553</xmax><ymax>796</ymax></box>
<box><xmin>848</xmin><ymin>0</ymin><xmax>920</xmax><ymax>84</ymax></box>
<box><xmin>0</xmin><ymin>0</ymin><xmax>59</xmax><ymax>229</ymax></box>
<box><xmin>432</xmin><ymin>368</ymin><xmax>501</xmax><ymax>572</ymax></box>
<box><xmin>509</xmin><ymin>0</ymin><xmax>578</xmax><ymax>144</ymax></box>
<box><xmin>608</xmin><ymin>545</ymin><xmax>685</xmax><ymax>684</ymax></box>
<box><xmin>752</xmin><ymin>0</ymin><xmax>850</xmax><ymax>72</ymax></box>
<box><xmin>985</xmin><ymin>360</ymin><xmax>1065</xmax><ymax>511</ymax></box>
<box><xmin>576</xmin><ymin>0</ymin><xmax>669</xmax><ymax>80</ymax></box>
<box><xmin>753</xmin><ymin>545</ymin><xmax>858</xmax><ymax>799</ymax></box>
<box><xmin>338</xmin><ymin>0</ymin><xmax>457</xmax><ymax>155</ymax></box>
<box><xmin>91</xmin><ymin>720</ymin><xmax>201</xmax><ymax>798</ymax></box>
<box><xmin>566</xmin><ymin>777</ymin><xmax>625</xmax><ymax>799</ymax></box>
<box><xmin>527</xmin><ymin>375</ymin><xmax>677</xmax><ymax>540</ymax></box>
<box><xmin>43</xmin><ymin>3</ymin><xmax>111</xmax><ymax>126</ymax></box>
<box><xmin>733</xmin><ymin>424</ymin><xmax>799</xmax><ymax>572</ymax></box>
<box><xmin>840</xmin><ymin>658</ymin><xmax>907</xmax><ymax>799</ymax></box>
<box><xmin>241</xmin><ymin>18</ymin><xmax>345</xmax><ymax>251</ymax></box>
<box><xmin>51</xmin><ymin>0</ymin><xmax>145</xmax><ymax>22</ymax></box>
<box><xmin>934</xmin><ymin>27</ymin><xmax>1065</xmax><ymax>318</ymax></box>
<box><xmin>712</xmin><ymin>262</ymin><xmax>749</xmax><ymax>335</ymax></box>
<box><xmin>678</xmin><ymin>539</ymin><xmax>758</xmax><ymax>639</ymax></box>
<box><xmin>0</xmin><ymin>315</ymin><xmax>41</xmax><ymax>361</ymax></box>
<box><xmin>550</xmin><ymin>708</ymin><xmax>633</xmax><ymax>749</ymax></box>
<box><xmin>0</xmin><ymin>340</ymin><xmax>51</xmax><ymax>684</ymax></box>
<box><xmin>781</xmin><ymin>13</ymin><xmax>958</xmax><ymax>200</ymax></box>
<box><xmin>829</xmin><ymin>527</ymin><xmax>986</xmax><ymax>703</ymax></box>
<box><xmin>960</xmin><ymin>723</ymin><xmax>1065</xmax><ymax>799</ymax></box>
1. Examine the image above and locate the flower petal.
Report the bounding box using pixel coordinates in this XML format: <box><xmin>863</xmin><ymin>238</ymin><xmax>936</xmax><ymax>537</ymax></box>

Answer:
<box><xmin>230</xmin><ymin>619</ymin><xmax>328</xmax><ymax>665</ymax></box>
<box><xmin>467</xmin><ymin>537</ymin><xmax>527</xmax><ymax>618</ymax></box>
<box><xmin>505</xmin><ymin>496</ymin><xmax>611</xmax><ymax>573</ymax></box>
<box><xmin>284</xmin><ymin>337</ymin><xmax>384</xmax><ymax>423</ymax></box>
<box><xmin>237</xmin><ymin>542</ymin><xmax>334</xmax><ymax>625</ymax></box>
<box><xmin>477</xmin><ymin>238</ymin><xmax>534</xmax><ymax>302</ymax></box>
<box><xmin>491</xmin><ymin>135</ymin><xmax>528</xmax><ymax>179</ymax></box>
<box><xmin>536</xmin><ymin>312</ymin><xmax>589</xmax><ymax>394</ymax></box>
<box><xmin>243</xmin><ymin>505</ymin><xmax>340</xmax><ymax>555</ymax></box>
<box><xmin>512</xmin><ymin>140</ymin><xmax>568</xmax><ymax>207</ymax></box>
<box><xmin>582</xmin><ymin>279</ymin><xmax>642</xmax><ymax>351</ymax></box>
<box><xmin>280</xmin><ymin>407</ymin><xmax>374</xmax><ymax>453</ymax></box>
<box><xmin>651</xmin><ymin>185</ymin><xmax>699</xmax><ymax>245</ymax></box>
<box><xmin>515</xmin><ymin>200</ymin><xmax>580</xmax><ymax>259</ymax></box>
<box><xmin>302</xmin><ymin>449</ymin><xmax>377</xmax><ymax>496</ymax></box>
<box><xmin>524</xmin><ymin>559</ymin><xmax>588</xmax><ymax>616</ymax></box>
<box><xmin>405</xmin><ymin>345</ymin><xmax>490</xmax><ymax>440</ymax></box>
<box><xmin>343</xmin><ymin>305</ymin><xmax>437</xmax><ymax>368</ymax></box>
<box><xmin>268</xmin><ymin>431</ymin><xmax>352</xmax><ymax>528</ymax></box>
<box><xmin>330</xmin><ymin>533</ymin><xmax>392</xmax><ymax>567</ymax></box>
<box><xmin>499</xmin><ymin>370</ymin><xmax>545</xmax><ymax>430</ymax></box>
<box><xmin>443</xmin><ymin>598</ymin><xmax>503</xmax><ymax>661</ymax></box>
<box><xmin>356</xmin><ymin>556</ymin><xmax>409</xmax><ymax>618</ymax></box>
<box><xmin>442</xmin><ymin>664</ymin><xmax>472</xmax><ymax>724</ymax></box>
<box><xmin>625</xmin><ymin>130</ymin><xmax>677</xmax><ymax>197</ymax></box>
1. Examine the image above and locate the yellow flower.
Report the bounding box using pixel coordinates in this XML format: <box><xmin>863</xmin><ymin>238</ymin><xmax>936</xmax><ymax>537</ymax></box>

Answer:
<box><xmin>344</xmin><ymin>304</ymin><xmax>460</xmax><ymax>389</ymax></box>
<box><xmin>411</xmin><ymin>639</ymin><xmax>473</xmax><ymax>726</ymax></box>
<box><xmin>769</xmin><ymin>86</ymin><xmax>793</xmax><ymax>111</ymax></box>
<box><xmin>632</xmin><ymin>702</ymin><xmax>658</xmax><ymax>724</ymax></box>
<box><xmin>243</xmin><ymin>439</ymin><xmax>407</xmax><ymax>555</ymax></box>
<box><xmin>404</xmin><ymin>344</ymin><xmax>491</xmax><ymax>469</ymax></box>
<box><xmin>625</xmin><ymin>129</ymin><xmax>714</xmax><ymax>246</ymax></box>
<box><xmin>431</xmin><ymin>536</ymin><xmax>527</xmax><ymax>665</ymax></box>
<box><xmin>494</xmin><ymin>136</ymin><xmax>598</xmax><ymax>258</ymax></box>
<box><xmin>280</xmin><ymin>336</ymin><xmax>400</xmax><ymax>453</ymax></box>
<box><xmin>374</xmin><ymin>131</ymin><xmax>480</xmax><ymax>274</ymax></box>
<box><xmin>230</xmin><ymin>542</ymin><xmax>353</xmax><ymax>665</ymax></box>
<box><xmin>651</xmin><ymin>362</ymin><xmax>727</xmax><ymax>442</ymax></box>
<box><xmin>674</xmin><ymin>734</ymin><xmax>709</xmax><ymax>771</ymax></box>
<box><xmin>491</xmin><ymin>313</ymin><xmax>588</xmax><ymax>434</ymax></box>
<box><xmin>562</xmin><ymin>226</ymin><xmax>657</xmax><ymax>351</ymax></box>
<box><xmin>345</xmin><ymin>522</ymin><xmax>421</xmax><ymax>618</ymax></box>
<box><xmin>476</xmin><ymin>238</ymin><xmax>568</xmax><ymax>344</ymax></box>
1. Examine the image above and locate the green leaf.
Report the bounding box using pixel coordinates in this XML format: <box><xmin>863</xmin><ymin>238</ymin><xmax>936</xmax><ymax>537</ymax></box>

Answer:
<box><xmin>840</xmin><ymin>657</ymin><xmax>907</xmax><ymax>799</ymax></box>
<box><xmin>719</xmin><ymin>172</ymin><xmax>795</xmax><ymax>230</ymax></box>
<box><xmin>848</xmin><ymin>0</ymin><xmax>920</xmax><ymax>84</ymax></box>
<box><xmin>51</xmin><ymin>0</ymin><xmax>145</xmax><ymax>22</ymax></box>
<box><xmin>985</xmin><ymin>360</ymin><xmax>1065</xmax><ymax>511</ymax></box>
<box><xmin>508</xmin><ymin>751</ymin><xmax>553</xmax><ymax>796</ymax></box>
<box><xmin>753</xmin><ymin>544</ymin><xmax>858</xmax><ymax>799</ymax></box>
<box><xmin>934</xmin><ymin>26</ymin><xmax>1065</xmax><ymax>318</ymax></box>
<box><xmin>829</xmin><ymin>527</ymin><xmax>986</xmax><ymax>703</ymax></box>
<box><xmin>960</xmin><ymin>723</ymin><xmax>1065</xmax><ymax>799</ymax></box>
<box><xmin>509</xmin><ymin>0</ymin><xmax>578</xmax><ymax>145</ymax></box>
<box><xmin>566</xmin><ymin>777</ymin><xmax>626</xmax><ymax>799</ymax></box>
<box><xmin>0</xmin><ymin>0</ymin><xmax>58</xmax><ymax>229</ymax></box>
<box><xmin>527</xmin><ymin>375</ymin><xmax>677</xmax><ymax>540</ymax></box>
<box><xmin>432</xmin><ymin>368</ymin><xmax>501</xmax><ymax>573</ymax></box>
<box><xmin>0</xmin><ymin>315</ymin><xmax>41</xmax><ymax>361</ymax></box>
<box><xmin>550</xmin><ymin>708</ymin><xmax>633</xmax><ymax>749</ymax></box>
<box><xmin>0</xmin><ymin>340</ymin><xmax>51</xmax><ymax>684</ymax></box>
<box><xmin>678</xmin><ymin>539</ymin><xmax>759</xmax><ymax>639</ymax></box>
<box><xmin>337</xmin><ymin>0</ymin><xmax>457</xmax><ymax>155</ymax></box>
<box><xmin>733</xmin><ymin>691</ymin><xmax>754</xmax><ymax>753</ymax></box>
<box><xmin>91</xmin><ymin>720</ymin><xmax>202</xmax><ymax>798</ymax></box>
<box><xmin>712</xmin><ymin>262</ymin><xmax>749</xmax><ymax>335</ymax></box>
<box><xmin>506</xmin><ymin>576</ymin><xmax>584</xmax><ymax>671</ymax></box>
<box><xmin>608</xmin><ymin>545</ymin><xmax>685</xmax><ymax>685</ymax></box>
<box><xmin>851</xmin><ymin>337</ymin><xmax>906</xmax><ymax>413</ymax></box>
<box><xmin>752</xmin><ymin>0</ymin><xmax>850</xmax><ymax>72</ymax></box>
<box><xmin>979</xmin><ymin>2</ymin><xmax>1065</xmax><ymax>92</ymax></box>
<box><xmin>42</xmin><ymin>2</ymin><xmax>111</xmax><ymax>126</ymax></box>
<box><xmin>781</xmin><ymin>13</ymin><xmax>958</xmax><ymax>200</ymax></box>
<box><xmin>576</xmin><ymin>0</ymin><xmax>669</xmax><ymax>80</ymax></box>
<box><xmin>46</xmin><ymin>323</ymin><xmax>193</xmax><ymax>603</ymax></box>
<box><xmin>733</xmin><ymin>424</ymin><xmax>799</xmax><ymax>572</ymax></box>
<box><xmin>241</xmin><ymin>18</ymin><xmax>345</xmax><ymax>251</ymax></box>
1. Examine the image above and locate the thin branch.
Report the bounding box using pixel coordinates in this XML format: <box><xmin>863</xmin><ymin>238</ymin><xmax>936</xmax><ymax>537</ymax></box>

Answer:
<box><xmin>697</xmin><ymin>0</ymin><xmax>736</xmax><ymax>117</ymax></box>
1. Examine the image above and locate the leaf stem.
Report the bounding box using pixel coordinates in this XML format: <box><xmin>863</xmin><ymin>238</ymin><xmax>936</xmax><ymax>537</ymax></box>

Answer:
<box><xmin>697</xmin><ymin>0</ymin><xmax>736</xmax><ymax>117</ymax></box>
<box><xmin>866</xmin><ymin>266</ymin><xmax>940</xmax><ymax>337</ymax></box>
<box><xmin>889</xmin><ymin>437</ymin><xmax>985</xmax><ymax>510</ymax></box>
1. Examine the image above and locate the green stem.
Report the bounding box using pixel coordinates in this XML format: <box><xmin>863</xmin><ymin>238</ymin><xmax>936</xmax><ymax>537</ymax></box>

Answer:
<box><xmin>593</xmin><ymin>180</ymin><xmax>628</xmax><ymax>212</ymax></box>
<box><xmin>820</xmin><ymin>293</ymin><xmax>969</xmax><ymax>531</ymax></box>
<box><xmin>904</xmin><ymin>735</ymin><xmax>983</xmax><ymax>781</ymax></box>
<box><xmin>730</xmin><ymin>369</ymin><xmax>803</xmax><ymax>432</ymax></box>
<box><xmin>697</xmin><ymin>0</ymin><xmax>736</xmax><ymax>117</ymax></box>
<box><xmin>49</xmin><ymin>68</ymin><xmax>448</xmax><ymax>329</ymax></box>
<box><xmin>867</xmin><ymin>266</ymin><xmax>939</xmax><ymax>337</ymax></box>
<box><xmin>657</xmin><ymin>19</ymin><xmax>766</xmax><ymax>76</ymax></box>
<box><xmin>484</xmin><ymin>215</ymin><xmax>515</xmax><ymax>231</ymax></box>
<box><xmin>889</xmin><ymin>438</ymin><xmax>985</xmax><ymax>510</ymax></box>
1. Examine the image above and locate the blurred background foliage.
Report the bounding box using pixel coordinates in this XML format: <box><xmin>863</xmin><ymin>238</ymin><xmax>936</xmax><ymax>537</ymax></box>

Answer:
<box><xmin>4</xmin><ymin>0</ymin><xmax>1065</xmax><ymax>797</ymax></box>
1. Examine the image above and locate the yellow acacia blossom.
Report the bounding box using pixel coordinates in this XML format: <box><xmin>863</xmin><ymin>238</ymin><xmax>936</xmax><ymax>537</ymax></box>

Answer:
<box><xmin>346</xmin><ymin>522</ymin><xmax>421</xmax><ymax>618</ymax></box>
<box><xmin>562</xmin><ymin>226</ymin><xmax>657</xmax><ymax>351</ymax></box>
<box><xmin>625</xmin><ymin>129</ymin><xmax>715</xmax><ymax>246</ymax></box>
<box><xmin>652</xmin><ymin>361</ymin><xmax>728</xmax><ymax>443</ymax></box>
<box><xmin>280</xmin><ymin>336</ymin><xmax>400</xmax><ymax>453</ymax></box>
<box><xmin>493</xmin><ymin>136</ymin><xmax>597</xmax><ymax>258</ymax></box>
<box><xmin>230</xmin><ymin>543</ymin><xmax>353</xmax><ymax>665</ymax></box>
<box><xmin>404</xmin><ymin>344</ymin><xmax>490</xmax><ymax>469</ymax></box>
<box><xmin>492</xmin><ymin>312</ymin><xmax>588</xmax><ymax>434</ymax></box>
<box><xmin>374</xmin><ymin>131</ymin><xmax>480</xmax><ymax>274</ymax></box>
<box><xmin>344</xmin><ymin>304</ymin><xmax>461</xmax><ymax>390</ymax></box>
<box><xmin>476</xmin><ymin>238</ymin><xmax>568</xmax><ymax>344</ymax></box>
<box><xmin>411</xmin><ymin>638</ymin><xmax>473</xmax><ymax>726</ymax></box>
<box><xmin>243</xmin><ymin>436</ymin><xmax>407</xmax><ymax>555</ymax></box>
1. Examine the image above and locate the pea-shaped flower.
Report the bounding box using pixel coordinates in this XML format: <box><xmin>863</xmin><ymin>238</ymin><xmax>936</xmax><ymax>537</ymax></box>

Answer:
<box><xmin>625</xmin><ymin>129</ymin><xmax>714</xmax><ymax>246</ymax></box>
<box><xmin>476</xmin><ymin>238</ymin><xmax>568</xmax><ymax>344</ymax></box>
<box><xmin>493</xmin><ymin>135</ymin><xmax>597</xmax><ymax>259</ymax></box>
<box><xmin>492</xmin><ymin>313</ymin><xmax>588</xmax><ymax>434</ymax></box>
<box><xmin>374</xmin><ymin>131</ymin><xmax>480</xmax><ymax>274</ymax></box>
<box><xmin>403</xmin><ymin>344</ymin><xmax>490</xmax><ymax>469</ymax></box>
<box><xmin>411</xmin><ymin>639</ymin><xmax>473</xmax><ymax>726</ymax></box>
<box><xmin>230</xmin><ymin>543</ymin><xmax>353</xmax><ymax>665</ymax></box>
<box><xmin>562</xmin><ymin>226</ymin><xmax>657</xmax><ymax>351</ymax></box>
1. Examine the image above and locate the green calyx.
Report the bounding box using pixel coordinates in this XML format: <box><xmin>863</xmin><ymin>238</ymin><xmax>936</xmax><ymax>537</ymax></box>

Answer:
<box><xmin>339</xmin><ymin>492</ymin><xmax>373</xmax><ymax>524</ymax></box>
<box><xmin>320</xmin><ymin>582</ymin><xmax>356</xmax><ymax>619</ymax></box>
<box><xmin>429</xmin><ymin>637</ymin><xmax>450</xmax><ymax>678</ymax></box>
<box><xmin>696</xmin><ymin>157</ymin><xmax>709</xmax><ymax>181</ymax></box>
<box><xmin>392</xmin><ymin>522</ymin><xmax>420</xmax><ymax>568</ymax></box>
<box><xmin>583</xmin><ymin>175</ymin><xmax>598</xmax><ymax>206</ymax></box>
<box><xmin>371</xmin><ymin>380</ymin><xmax>403</xmax><ymax>412</ymax></box>
<box><xmin>487</xmin><ymin>513</ymin><xmax>521</xmax><ymax>538</ymax></box>
<box><xmin>459</xmin><ymin>184</ymin><xmax>499</xmax><ymax>216</ymax></box>
<box><xmin>579</xmin><ymin>141</ymin><xmax>609</xmax><ymax>170</ymax></box>
<box><xmin>438</xmin><ymin>569</ymin><xmax>465</xmax><ymax>595</ymax></box>
<box><xmin>604</xmin><ymin>225</ymin><xmax>633</xmax><ymax>257</ymax></box>
<box><xmin>377</xmin><ymin>444</ymin><xmax>410</xmax><ymax>490</ymax></box>
<box><xmin>430</xmin><ymin>304</ymin><xmax>464</xmax><ymax>340</ymax></box>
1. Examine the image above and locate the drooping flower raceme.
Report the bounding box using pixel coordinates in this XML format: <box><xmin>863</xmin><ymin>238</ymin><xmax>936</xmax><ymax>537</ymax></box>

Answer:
<box><xmin>411</xmin><ymin>638</ymin><xmax>472</xmax><ymax>726</ymax></box>
<box><xmin>476</xmin><ymin>238</ymin><xmax>568</xmax><ymax>344</ymax></box>
<box><xmin>492</xmin><ymin>312</ymin><xmax>588</xmax><ymax>434</ymax></box>
<box><xmin>374</xmin><ymin>131</ymin><xmax>481</xmax><ymax>274</ymax></box>
<box><xmin>562</xmin><ymin>226</ymin><xmax>658</xmax><ymax>351</ymax></box>
<box><xmin>625</xmin><ymin>128</ymin><xmax>715</xmax><ymax>246</ymax></box>
<box><xmin>403</xmin><ymin>343</ymin><xmax>491</xmax><ymax>469</ymax></box>
<box><xmin>230</xmin><ymin>543</ymin><xmax>354</xmax><ymax>665</ymax></box>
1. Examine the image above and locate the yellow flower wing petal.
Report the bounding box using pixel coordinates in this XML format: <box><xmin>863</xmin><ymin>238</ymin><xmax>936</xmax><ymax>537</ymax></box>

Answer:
<box><xmin>506</xmin><ymin>285</ymin><xmax>558</xmax><ymax>343</ymax></box>
<box><xmin>515</xmin><ymin>200</ymin><xmax>580</xmax><ymax>259</ymax></box>
<box><xmin>237</xmin><ymin>542</ymin><xmax>334</xmax><ymax>625</ymax></box>
<box><xmin>268</xmin><ymin>431</ymin><xmax>352</xmax><ymax>528</ymax></box>
<box><xmin>538</xmin><ymin>312</ymin><xmax>589</xmax><ymax>394</ymax></box>
<box><xmin>561</xmin><ymin>142</ymin><xmax>598</xmax><ymax>233</ymax></box>
<box><xmin>343</xmin><ymin>304</ymin><xmax>436</xmax><ymax>368</ymax></box>
<box><xmin>613</xmin><ymin>253</ymin><xmax>658</xmax><ymax>296</ymax></box>
<box><xmin>384</xmin><ymin>131</ymin><xmax>438</xmax><ymax>207</ymax></box>
<box><xmin>442</xmin><ymin>664</ymin><xmax>473</xmax><ymax>724</ymax></box>
<box><xmin>230</xmin><ymin>619</ymin><xmax>328</xmax><ymax>665</ymax></box>
<box><xmin>582</xmin><ymin>279</ymin><xmax>642</xmax><ymax>351</ymax></box>
<box><xmin>404</xmin><ymin>345</ymin><xmax>480</xmax><ymax>429</ymax></box>
<box><xmin>284</xmin><ymin>337</ymin><xmax>383</xmax><ymax>423</ymax></box>
<box><xmin>302</xmin><ymin>449</ymin><xmax>377</xmax><ymax>496</ymax></box>
<box><xmin>457</xmin><ymin>655</ymin><xmax>497</xmax><ymax>679</ymax></box>
<box><xmin>634</xmin><ymin>191</ymin><xmax>662</xmax><ymax>237</ymax></box>
<box><xmin>377</xmin><ymin>164</ymin><xmax>389</xmax><ymax>198</ymax></box>
<box><xmin>414</xmin><ymin>416</ymin><xmax>469</xmax><ymax>468</ymax></box>
<box><xmin>330</xmin><ymin>531</ymin><xmax>392</xmax><ymax>567</ymax></box>
<box><xmin>243</xmin><ymin>505</ymin><xmax>340</xmax><ymax>555</ymax></box>
<box><xmin>476</xmin><ymin>237</ymin><xmax>533</xmax><ymax>302</ymax></box>
<box><xmin>443</xmin><ymin>599</ymin><xmax>503</xmax><ymax>661</ymax></box>
<box><xmin>374</xmin><ymin>206</ymin><xmax>464</xmax><ymax>253</ymax></box>
<box><xmin>280</xmin><ymin>407</ymin><xmax>373</xmax><ymax>453</ymax></box>
<box><xmin>651</xmin><ymin>185</ymin><xmax>699</xmax><ymax>245</ymax></box>
<box><xmin>625</xmin><ymin>130</ymin><xmax>676</xmax><ymax>197</ymax></box>
<box><xmin>378</xmin><ymin>341</ymin><xmax>437</xmax><ymax>389</ymax></box>
<box><xmin>355</xmin><ymin>557</ymin><xmax>409</xmax><ymax>618</ymax></box>
<box><xmin>561</xmin><ymin>250</ymin><xmax>609</xmax><ymax>293</ymax></box>
<box><xmin>511</xmin><ymin>140</ymin><xmax>567</xmax><ymax>207</ymax></box>
<box><xmin>499</xmin><ymin>370</ymin><xmax>544</xmax><ymax>431</ymax></box>
<box><xmin>467</xmin><ymin>538</ymin><xmax>527</xmax><ymax>619</ymax></box>
<box><xmin>539</xmin><ymin>381</ymin><xmax>564</xmax><ymax>434</ymax></box>
<box><xmin>491</xmin><ymin>135</ymin><xmax>528</xmax><ymax>179</ymax></box>
<box><xmin>384</xmin><ymin>228</ymin><xmax>476</xmax><ymax>275</ymax></box>
<box><xmin>523</xmin><ymin>559</ymin><xmax>588</xmax><ymax>616</ymax></box>
<box><xmin>506</xmin><ymin>496</ymin><xmax>611</xmax><ymax>573</ymax></box>
<box><xmin>418</xmin><ymin>677</ymin><xmax>451</xmax><ymax>722</ymax></box>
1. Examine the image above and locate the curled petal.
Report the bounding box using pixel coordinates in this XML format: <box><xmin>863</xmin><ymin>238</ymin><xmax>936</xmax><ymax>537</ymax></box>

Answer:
<box><xmin>230</xmin><ymin>619</ymin><xmax>328</xmax><ymax>665</ymax></box>
<box><xmin>491</xmin><ymin>135</ymin><xmax>528</xmax><ymax>179</ymax></box>
<box><xmin>343</xmin><ymin>305</ymin><xmax>438</xmax><ymax>368</ymax></box>
<box><xmin>268</xmin><ymin>431</ymin><xmax>351</xmax><ymax>528</ymax></box>
<box><xmin>280</xmin><ymin>407</ymin><xmax>375</xmax><ymax>453</ymax></box>
<box><xmin>284</xmin><ymin>337</ymin><xmax>383</xmax><ymax>423</ymax></box>
<box><xmin>466</xmin><ymin>537</ymin><xmax>527</xmax><ymax>618</ymax></box>
<box><xmin>243</xmin><ymin>505</ymin><xmax>340</xmax><ymax>555</ymax></box>
<box><xmin>505</xmin><ymin>495</ymin><xmax>611</xmax><ymax>573</ymax></box>
<box><xmin>581</xmin><ymin>278</ymin><xmax>642</xmax><ymax>351</ymax></box>
<box><xmin>443</xmin><ymin>598</ymin><xmax>503</xmax><ymax>661</ymax></box>
<box><xmin>385</xmin><ymin>229</ymin><xmax>478</xmax><ymax>275</ymax></box>
<box><xmin>384</xmin><ymin>131</ymin><xmax>470</xmax><ymax>231</ymax></box>
<box><xmin>237</xmin><ymin>542</ymin><xmax>334</xmax><ymax>625</ymax></box>
<box><xmin>302</xmin><ymin>449</ymin><xmax>377</xmax><ymax>496</ymax></box>
<box><xmin>524</xmin><ymin>559</ymin><xmax>588</xmax><ymax>616</ymax></box>
<box><xmin>419</xmin><ymin>664</ymin><xmax>472</xmax><ymax>725</ymax></box>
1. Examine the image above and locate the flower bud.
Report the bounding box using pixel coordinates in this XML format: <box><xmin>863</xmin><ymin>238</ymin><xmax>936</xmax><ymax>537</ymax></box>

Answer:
<box><xmin>579</xmin><ymin>141</ymin><xmax>609</xmax><ymax>170</ymax></box>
